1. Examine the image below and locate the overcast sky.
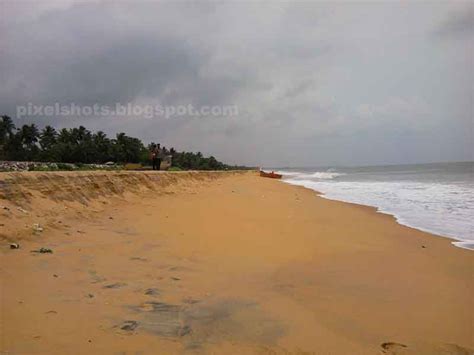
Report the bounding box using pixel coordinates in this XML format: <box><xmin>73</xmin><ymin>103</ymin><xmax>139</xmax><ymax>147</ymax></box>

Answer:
<box><xmin>1</xmin><ymin>1</ymin><xmax>472</xmax><ymax>167</ymax></box>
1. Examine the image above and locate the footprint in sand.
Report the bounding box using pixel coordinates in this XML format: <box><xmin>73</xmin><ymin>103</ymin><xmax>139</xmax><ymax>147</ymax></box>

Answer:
<box><xmin>119</xmin><ymin>320</ymin><xmax>139</xmax><ymax>332</ymax></box>
<box><xmin>381</xmin><ymin>342</ymin><xmax>473</xmax><ymax>355</ymax></box>
<box><xmin>381</xmin><ymin>342</ymin><xmax>407</xmax><ymax>354</ymax></box>
<box><xmin>88</xmin><ymin>270</ymin><xmax>106</xmax><ymax>284</ymax></box>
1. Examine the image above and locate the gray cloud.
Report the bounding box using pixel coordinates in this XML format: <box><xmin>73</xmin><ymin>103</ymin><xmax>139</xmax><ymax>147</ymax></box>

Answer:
<box><xmin>1</xmin><ymin>1</ymin><xmax>472</xmax><ymax>166</ymax></box>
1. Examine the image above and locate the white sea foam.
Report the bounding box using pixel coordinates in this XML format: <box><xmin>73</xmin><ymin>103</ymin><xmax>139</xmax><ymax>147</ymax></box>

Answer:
<box><xmin>279</xmin><ymin>168</ymin><xmax>474</xmax><ymax>250</ymax></box>
<box><xmin>276</xmin><ymin>171</ymin><xmax>345</xmax><ymax>180</ymax></box>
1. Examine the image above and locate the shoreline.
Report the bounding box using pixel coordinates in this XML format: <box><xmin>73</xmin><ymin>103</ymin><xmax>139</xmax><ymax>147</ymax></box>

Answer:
<box><xmin>283</xmin><ymin>181</ymin><xmax>467</xmax><ymax>251</ymax></box>
<box><xmin>280</xmin><ymin>178</ymin><xmax>474</xmax><ymax>251</ymax></box>
<box><xmin>1</xmin><ymin>171</ymin><xmax>472</xmax><ymax>354</ymax></box>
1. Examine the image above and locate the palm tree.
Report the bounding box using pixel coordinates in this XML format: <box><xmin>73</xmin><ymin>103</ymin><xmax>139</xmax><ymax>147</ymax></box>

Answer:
<box><xmin>93</xmin><ymin>131</ymin><xmax>111</xmax><ymax>162</ymax></box>
<box><xmin>20</xmin><ymin>124</ymin><xmax>39</xmax><ymax>147</ymax></box>
<box><xmin>57</xmin><ymin>128</ymin><xmax>71</xmax><ymax>143</ymax></box>
<box><xmin>0</xmin><ymin>115</ymin><xmax>15</xmax><ymax>143</ymax></box>
<box><xmin>38</xmin><ymin>126</ymin><xmax>58</xmax><ymax>161</ymax></box>
<box><xmin>0</xmin><ymin>115</ymin><xmax>234</xmax><ymax>169</ymax></box>
<box><xmin>39</xmin><ymin>126</ymin><xmax>57</xmax><ymax>150</ymax></box>
<box><xmin>0</xmin><ymin>115</ymin><xmax>15</xmax><ymax>158</ymax></box>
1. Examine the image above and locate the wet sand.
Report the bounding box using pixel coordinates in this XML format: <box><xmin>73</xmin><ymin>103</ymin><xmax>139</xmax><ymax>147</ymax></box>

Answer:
<box><xmin>0</xmin><ymin>171</ymin><xmax>473</xmax><ymax>354</ymax></box>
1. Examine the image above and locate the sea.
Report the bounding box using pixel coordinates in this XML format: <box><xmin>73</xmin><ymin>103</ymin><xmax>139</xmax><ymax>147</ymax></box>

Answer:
<box><xmin>268</xmin><ymin>162</ymin><xmax>474</xmax><ymax>250</ymax></box>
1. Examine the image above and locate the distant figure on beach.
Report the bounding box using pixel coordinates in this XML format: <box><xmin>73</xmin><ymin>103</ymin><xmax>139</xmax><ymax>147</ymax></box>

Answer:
<box><xmin>151</xmin><ymin>144</ymin><xmax>161</xmax><ymax>171</ymax></box>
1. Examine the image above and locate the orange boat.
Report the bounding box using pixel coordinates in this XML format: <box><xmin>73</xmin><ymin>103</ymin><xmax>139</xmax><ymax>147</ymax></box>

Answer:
<box><xmin>259</xmin><ymin>170</ymin><xmax>282</xmax><ymax>179</ymax></box>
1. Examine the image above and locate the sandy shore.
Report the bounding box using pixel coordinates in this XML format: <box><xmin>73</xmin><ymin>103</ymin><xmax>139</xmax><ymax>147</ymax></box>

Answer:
<box><xmin>0</xmin><ymin>171</ymin><xmax>472</xmax><ymax>354</ymax></box>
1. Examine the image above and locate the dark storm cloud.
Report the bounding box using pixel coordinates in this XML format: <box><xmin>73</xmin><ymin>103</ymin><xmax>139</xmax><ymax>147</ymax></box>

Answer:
<box><xmin>0</xmin><ymin>1</ymin><xmax>252</xmax><ymax>109</ymax></box>
<box><xmin>433</xmin><ymin>7</ymin><xmax>474</xmax><ymax>38</ymax></box>
<box><xmin>0</xmin><ymin>1</ymin><xmax>472</xmax><ymax>166</ymax></box>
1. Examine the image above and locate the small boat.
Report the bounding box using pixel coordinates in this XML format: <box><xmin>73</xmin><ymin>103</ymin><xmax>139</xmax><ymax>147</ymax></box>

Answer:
<box><xmin>259</xmin><ymin>170</ymin><xmax>282</xmax><ymax>179</ymax></box>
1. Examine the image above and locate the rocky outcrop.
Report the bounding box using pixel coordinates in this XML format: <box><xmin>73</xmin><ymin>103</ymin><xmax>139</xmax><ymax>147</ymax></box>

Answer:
<box><xmin>0</xmin><ymin>160</ymin><xmax>116</xmax><ymax>172</ymax></box>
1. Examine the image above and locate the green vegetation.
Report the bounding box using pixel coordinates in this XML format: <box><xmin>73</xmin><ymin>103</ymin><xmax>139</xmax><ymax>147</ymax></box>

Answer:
<box><xmin>0</xmin><ymin>115</ymin><xmax>248</xmax><ymax>170</ymax></box>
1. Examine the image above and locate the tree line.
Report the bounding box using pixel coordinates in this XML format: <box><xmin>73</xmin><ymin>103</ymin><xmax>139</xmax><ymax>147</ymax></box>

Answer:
<box><xmin>0</xmin><ymin>115</ymin><xmax>243</xmax><ymax>170</ymax></box>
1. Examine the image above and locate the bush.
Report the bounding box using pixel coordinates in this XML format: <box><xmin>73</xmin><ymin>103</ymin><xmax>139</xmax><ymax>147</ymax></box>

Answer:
<box><xmin>56</xmin><ymin>163</ymin><xmax>75</xmax><ymax>171</ymax></box>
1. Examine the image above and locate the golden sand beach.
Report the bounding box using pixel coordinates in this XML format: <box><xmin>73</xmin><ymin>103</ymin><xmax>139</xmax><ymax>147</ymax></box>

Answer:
<box><xmin>0</xmin><ymin>171</ymin><xmax>472</xmax><ymax>354</ymax></box>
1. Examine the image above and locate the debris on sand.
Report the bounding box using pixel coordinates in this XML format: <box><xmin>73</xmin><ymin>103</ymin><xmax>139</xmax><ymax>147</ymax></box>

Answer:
<box><xmin>144</xmin><ymin>288</ymin><xmax>160</xmax><ymax>296</ymax></box>
<box><xmin>31</xmin><ymin>248</ymin><xmax>53</xmax><ymax>254</ymax></box>
<box><xmin>178</xmin><ymin>325</ymin><xmax>192</xmax><ymax>337</ymax></box>
<box><xmin>182</xmin><ymin>297</ymin><xmax>200</xmax><ymax>305</ymax></box>
<box><xmin>9</xmin><ymin>243</ymin><xmax>20</xmax><ymax>249</ymax></box>
<box><xmin>120</xmin><ymin>320</ymin><xmax>139</xmax><ymax>332</ymax></box>
<box><xmin>103</xmin><ymin>282</ymin><xmax>127</xmax><ymax>289</ymax></box>
<box><xmin>33</xmin><ymin>223</ymin><xmax>44</xmax><ymax>233</ymax></box>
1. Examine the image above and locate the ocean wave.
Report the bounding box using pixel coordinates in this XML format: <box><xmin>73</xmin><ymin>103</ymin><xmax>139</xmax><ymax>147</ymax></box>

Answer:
<box><xmin>307</xmin><ymin>172</ymin><xmax>345</xmax><ymax>179</ymax></box>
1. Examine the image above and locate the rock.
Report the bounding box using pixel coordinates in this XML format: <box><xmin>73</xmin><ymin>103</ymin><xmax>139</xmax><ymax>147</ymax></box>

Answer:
<box><xmin>2</xmin><ymin>206</ymin><xmax>10</xmax><ymax>211</ymax></box>
<box><xmin>0</xmin><ymin>160</ymin><xmax>117</xmax><ymax>172</ymax></box>
<box><xmin>17</xmin><ymin>207</ymin><xmax>28</xmax><ymax>214</ymax></box>
<box><xmin>9</xmin><ymin>243</ymin><xmax>20</xmax><ymax>249</ymax></box>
